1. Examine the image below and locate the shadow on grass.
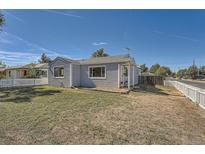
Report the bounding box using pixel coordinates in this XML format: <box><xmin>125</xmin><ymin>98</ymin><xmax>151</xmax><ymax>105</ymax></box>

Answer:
<box><xmin>0</xmin><ymin>86</ymin><xmax>62</xmax><ymax>103</ymax></box>
<box><xmin>132</xmin><ymin>84</ymin><xmax>169</xmax><ymax>96</ymax></box>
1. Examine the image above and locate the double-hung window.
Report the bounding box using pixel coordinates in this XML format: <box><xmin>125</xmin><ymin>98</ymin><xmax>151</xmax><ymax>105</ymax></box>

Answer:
<box><xmin>54</xmin><ymin>67</ymin><xmax>64</xmax><ymax>78</ymax></box>
<box><xmin>89</xmin><ymin>66</ymin><xmax>106</xmax><ymax>79</ymax></box>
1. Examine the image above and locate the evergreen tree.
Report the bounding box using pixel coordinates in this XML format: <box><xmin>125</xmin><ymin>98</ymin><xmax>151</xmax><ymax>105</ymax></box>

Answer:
<box><xmin>150</xmin><ymin>64</ymin><xmax>160</xmax><ymax>74</ymax></box>
<box><xmin>0</xmin><ymin>12</ymin><xmax>5</xmax><ymax>31</ymax></box>
<box><xmin>91</xmin><ymin>48</ymin><xmax>109</xmax><ymax>57</ymax></box>
<box><xmin>38</xmin><ymin>53</ymin><xmax>52</xmax><ymax>63</ymax></box>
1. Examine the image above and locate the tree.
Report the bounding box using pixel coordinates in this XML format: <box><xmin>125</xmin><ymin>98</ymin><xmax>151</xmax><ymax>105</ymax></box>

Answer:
<box><xmin>0</xmin><ymin>61</ymin><xmax>6</xmax><ymax>68</ymax></box>
<box><xmin>187</xmin><ymin>65</ymin><xmax>198</xmax><ymax>79</ymax></box>
<box><xmin>155</xmin><ymin>67</ymin><xmax>167</xmax><ymax>76</ymax></box>
<box><xmin>140</xmin><ymin>64</ymin><xmax>148</xmax><ymax>73</ymax></box>
<box><xmin>91</xmin><ymin>48</ymin><xmax>109</xmax><ymax>58</ymax></box>
<box><xmin>38</xmin><ymin>53</ymin><xmax>51</xmax><ymax>63</ymax></box>
<box><xmin>171</xmin><ymin>72</ymin><xmax>176</xmax><ymax>78</ymax></box>
<box><xmin>0</xmin><ymin>12</ymin><xmax>5</xmax><ymax>31</ymax></box>
<box><xmin>155</xmin><ymin>66</ymin><xmax>172</xmax><ymax>77</ymax></box>
<box><xmin>176</xmin><ymin>68</ymin><xmax>187</xmax><ymax>78</ymax></box>
<box><xmin>162</xmin><ymin>66</ymin><xmax>172</xmax><ymax>76</ymax></box>
<box><xmin>27</xmin><ymin>64</ymin><xmax>37</xmax><ymax>78</ymax></box>
<box><xmin>199</xmin><ymin>66</ymin><xmax>205</xmax><ymax>77</ymax></box>
<box><xmin>150</xmin><ymin>64</ymin><xmax>160</xmax><ymax>74</ymax></box>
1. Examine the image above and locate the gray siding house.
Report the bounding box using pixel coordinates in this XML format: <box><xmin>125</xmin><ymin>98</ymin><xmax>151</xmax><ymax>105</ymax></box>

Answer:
<box><xmin>48</xmin><ymin>54</ymin><xmax>140</xmax><ymax>89</ymax></box>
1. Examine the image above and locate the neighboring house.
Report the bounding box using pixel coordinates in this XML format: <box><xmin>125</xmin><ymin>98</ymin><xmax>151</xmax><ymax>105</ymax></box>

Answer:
<box><xmin>5</xmin><ymin>63</ymin><xmax>48</xmax><ymax>79</ymax></box>
<box><xmin>0</xmin><ymin>67</ymin><xmax>6</xmax><ymax>79</ymax></box>
<box><xmin>48</xmin><ymin>54</ymin><xmax>140</xmax><ymax>89</ymax></box>
<box><xmin>141</xmin><ymin>72</ymin><xmax>155</xmax><ymax>76</ymax></box>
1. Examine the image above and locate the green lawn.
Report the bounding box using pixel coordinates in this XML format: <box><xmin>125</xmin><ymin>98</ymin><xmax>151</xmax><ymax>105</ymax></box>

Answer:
<box><xmin>0</xmin><ymin>85</ymin><xmax>205</xmax><ymax>144</ymax></box>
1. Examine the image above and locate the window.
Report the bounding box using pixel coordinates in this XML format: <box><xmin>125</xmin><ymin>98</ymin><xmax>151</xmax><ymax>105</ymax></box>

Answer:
<box><xmin>23</xmin><ymin>70</ymin><xmax>27</xmax><ymax>76</ymax></box>
<box><xmin>89</xmin><ymin>66</ymin><xmax>106</xmax><ymax>79</ymax></box>
<box><xmin>8</xmin><ymin>71</ymin><xmax>11</xmax><ymax>77</ymax></box>
<box><xmin>54</xmin><ymin>67</ymin><xmax>64</xmax><ymax>78</ymax></box>
<box><xmin>41</xmin><ymin>70</ymin><xmax>48</xmax><ymax>77</ymax></box>
<box><xmin>36</xmin><ymin>70</ymin><xmax>48</xmax><ymax>78</ymax></box>
<box><xmin>123</xmin><ymin>67</ymin><xmax>128</xmax><ymax>77</ymax></box>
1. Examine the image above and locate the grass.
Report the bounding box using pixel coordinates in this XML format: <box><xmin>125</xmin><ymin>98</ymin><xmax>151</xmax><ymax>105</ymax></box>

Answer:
<box><xmin>131</xmin><ymin>84</ymin><xmax>181</xmax><ymax>96</ymax></box>
<box><xmin>0</xmin><ymin>85</ymin><xmax>205</xmax><ymax>144</ymax></box>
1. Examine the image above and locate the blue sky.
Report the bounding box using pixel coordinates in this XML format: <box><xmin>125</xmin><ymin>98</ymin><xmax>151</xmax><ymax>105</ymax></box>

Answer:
<box><xmin>0</xmin><ymin>9</ymin><xmax>205</xmax><ymax>71</ymax></box>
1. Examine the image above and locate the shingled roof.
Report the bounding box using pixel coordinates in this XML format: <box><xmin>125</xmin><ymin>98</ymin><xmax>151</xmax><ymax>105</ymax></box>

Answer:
<box><xmin>6</xmin><ymin>63</ymin><xmax>48</xmax><ymax>70</ymax></box>
<box><xmin>0</xmin><ymin>68</ymin><xmax>6</xmax><ymax>72</ymax></box>
<box><xmin>78</xmin><ymin>54</ymin><xmax>132</xmax><ymax>65</ymax></box>
<box><xmin>51</xmin><ymin>54</ymin><xmax>135</xmax><ymax>65</ymax></box>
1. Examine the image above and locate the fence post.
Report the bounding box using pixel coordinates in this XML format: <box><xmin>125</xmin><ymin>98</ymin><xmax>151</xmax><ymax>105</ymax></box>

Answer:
<box><xmin>195</xmin><ymin>89</ymin><xmax>197</xmax><ymax>103</ymax></box>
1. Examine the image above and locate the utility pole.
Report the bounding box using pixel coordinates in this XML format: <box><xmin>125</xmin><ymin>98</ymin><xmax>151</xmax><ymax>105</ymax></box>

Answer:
<box><xmin>193</xmin><ymin>59</ymin><xmax>195</xmax><ymax>79</ymax></box>
<box><xmin>193</xmin><ymin>59</ymin><xmax>199</xmax><ymax>79</ymax></box>
<box><xmin>124</xmin><ymin>47</ymin><xmax>132</xmax><ymax>56</ymax></box>
<box><xmin>197</xmin><ymin>65</ymin><xmax>200</xmax><ymax>77</ymax></box>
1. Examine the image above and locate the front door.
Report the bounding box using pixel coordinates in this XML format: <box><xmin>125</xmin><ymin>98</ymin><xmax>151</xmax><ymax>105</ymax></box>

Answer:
<box><xmin>120</xmin><ymin>65</ymin><xmax>128</xmax><ymax>88</ymax></box>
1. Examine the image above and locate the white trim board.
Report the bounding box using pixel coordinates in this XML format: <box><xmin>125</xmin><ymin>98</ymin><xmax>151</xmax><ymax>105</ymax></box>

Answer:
<box><xmin>53</xmin><ymin>65</ymin><xmax>65</xmax><ymax>78</ymax></box>
<box><xmin>70</xmin><ymin>63</ymin><xmax>73</xmax><ymax>87</ymax></box>
<box><xmin>88</xmin><ymin>65</ymin><xmax>107</xmax><ymax>80</ymax></box>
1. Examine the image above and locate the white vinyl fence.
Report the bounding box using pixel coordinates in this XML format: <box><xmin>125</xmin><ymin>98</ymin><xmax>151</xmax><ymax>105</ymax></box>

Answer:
<box><xmin>0</xmin><ymin>78</ymin><xmax>48</xmax><ymax>88</ymax></box>
<box><xmin>164</xmin><ymin>80</ymin><xmax>205</xmax><ymax>109</ymax></box>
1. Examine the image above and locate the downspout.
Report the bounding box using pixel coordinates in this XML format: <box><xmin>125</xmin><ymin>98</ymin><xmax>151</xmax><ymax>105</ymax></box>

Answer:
<box><xmin>128</xmin><ymin>62</ymin><xmax>131</xmax><ymax>90</ymax></box>
<box><xmin>70</xmin><ymin>63</ymin><xmax>73</xmax><ymax>87</ymax></box>
<box><xmin>133</xmin><ymin>64</ymin><xmax>135</xmax><ymax>88</ymax></box>
<box><xmin>118</xmin><ymin>64</ymin><xmax>120</xmax><ymax>88</ymax></box>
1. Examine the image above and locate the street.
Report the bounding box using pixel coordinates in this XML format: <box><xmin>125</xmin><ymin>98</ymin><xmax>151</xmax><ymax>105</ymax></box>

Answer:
<box><xmin>178</xmin><ymin>80</ymin><xmax>205</xmax><ymax>89</ymax></box>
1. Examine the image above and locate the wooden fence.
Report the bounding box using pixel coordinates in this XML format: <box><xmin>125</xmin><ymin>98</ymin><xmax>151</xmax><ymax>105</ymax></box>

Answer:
<box><xmin>0</xmin><ymin>78</ymin><xmax>48</xmax><ymax>88</ymax></box>
<box><xmin>138</xmin><ymin>76</ymin><xmax>164</xmax><ymax>85</ymax></box>
<box><xmin>164</xmin><ymin>80</ymin><xmax>205</xmax><ymax>109</ymax></box>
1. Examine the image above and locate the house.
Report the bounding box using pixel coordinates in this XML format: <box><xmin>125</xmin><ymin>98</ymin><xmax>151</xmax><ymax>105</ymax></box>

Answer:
<box><xmin>48</xmin><ymin>54</ymin><xmax>140</xmax><ymax>89</ymax></box>
<box><xmin>5</xmin><ymin>63</ymin><xmax>48</xmax><ymax>79</ymax></box>
<box><xmin>0</xmin><ymin>67</ymin><xmax>6</xmax><ymax>79</ymax></box>
<box><xmin>141</xmin><ymin>72</ymin><xmax>155</xmax><ymax>76</ymax></box>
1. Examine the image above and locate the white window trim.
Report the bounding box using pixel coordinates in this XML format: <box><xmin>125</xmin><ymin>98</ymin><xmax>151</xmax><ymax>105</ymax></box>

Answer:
<box><xmin>88</xmin><ymin>65</ymin><xmax>106</xmax><ymax>80</ymax></box>
<box><xmin>53</xmin><ymin>65</ymin><xmax>65</xmax><ymax>78</ymax></box>
<box><xmin>70</xmin><ymin>63</ymin><xmax>72</xmax><ymax>87</ymax></box>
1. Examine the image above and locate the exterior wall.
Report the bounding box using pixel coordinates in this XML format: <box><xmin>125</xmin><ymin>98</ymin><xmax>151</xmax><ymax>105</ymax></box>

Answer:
<box><xmin>72</xmin><ymin>64</ymin><xmax>80</xmax><ymax>87</ymax></box>
<box><xmin>80</xmin><ymin>63</ymin><xmax>120</xmax><ymax>88</ymax></box>
<box><xmin>136</xmin><ymin>66</ymin><xmax>140</xmax><ymax>84</ymax></box>
<box><xmin>130</xmin><ymin>65</ymin><xmax>134</xmax><ymax>86</ymax></box>
<box><xmin>48</xmin><ymin>59</ymin><xmax>71</xmax><ymax>87</ymax></box>
<box><xmin>129</xmin><ymin>65</ymin><xmax>140</xmax><ymax>87</ymax></box>
<box><xmin>48</xmin><ymin>59</ymin><xmax>139</xmax><ymax>89</ymax></box>
<box><xmin>0</xmin><ymin>71</ymin><xmax>6</xmax><ymax>79</ymax></box>
<box><xmin>6</xmin><ymin>70</ymin><xmax>17</xmax><ymax>79</ymax></box>
<box><xmin>129</xmin><ymin>65</ymin><xmax>139</xmax><ymax>87</ymax></box>
<box><xmin>36</xmin><ymin>69</ymin><xmax>48</xmax><ymax>78</ymax></box>
<box><xmin>5</xmin><ymin>69</ymin><xmax>27</xmax><ymax>79</ymax></box>
<box><xmin>134</xmin><ymin>66</ymin><xmax>139</xmax><ymax>85</ymax></box>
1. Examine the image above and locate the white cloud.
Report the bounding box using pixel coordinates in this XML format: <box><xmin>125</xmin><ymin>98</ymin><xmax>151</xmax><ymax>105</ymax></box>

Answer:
<box><xmin>0</xmin><ymin>50</ymin><xmax>40</xmax><ymax>66</ymax></box>
<box><xmin>2</xmin><ymin>31</ymin><xmax>66</xmax><ymax>57</ymax></box>
<box><xmin>43</xmin><ymin>10</ymin><xmax>82</xmax><ymax>18</ymax></box>
<box><xmin>153</xmin><ymin>30</ymin><xmax>199</xmax><ymax>42</ymax></box>
<box><xmin>0</xmin><ymin>50</ymin><xmax>36</xmax><ymax>57</ymax></box>
<box><xmin>92</xmin><ymin>42</ymin><xmax>108</xmax><ymax>46</ymax></box>
<box><xmin>0</xmin><ymin>38</ymin><xmax>13</xmax><ymax>44</ymax></box>
<box><xmin>0</xmin><ymin>32</ymin><xmax>72</xmax><ymax>66</ymax></box>
<box><xmin>2</xmin><ymin>10</ymin><xmax>25</xmax><ymax>23</ymax></box>
<box><xmin>169</xmin><ymin>34</ymin><xmax>199</xmax><ymax>42</ymax></box>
